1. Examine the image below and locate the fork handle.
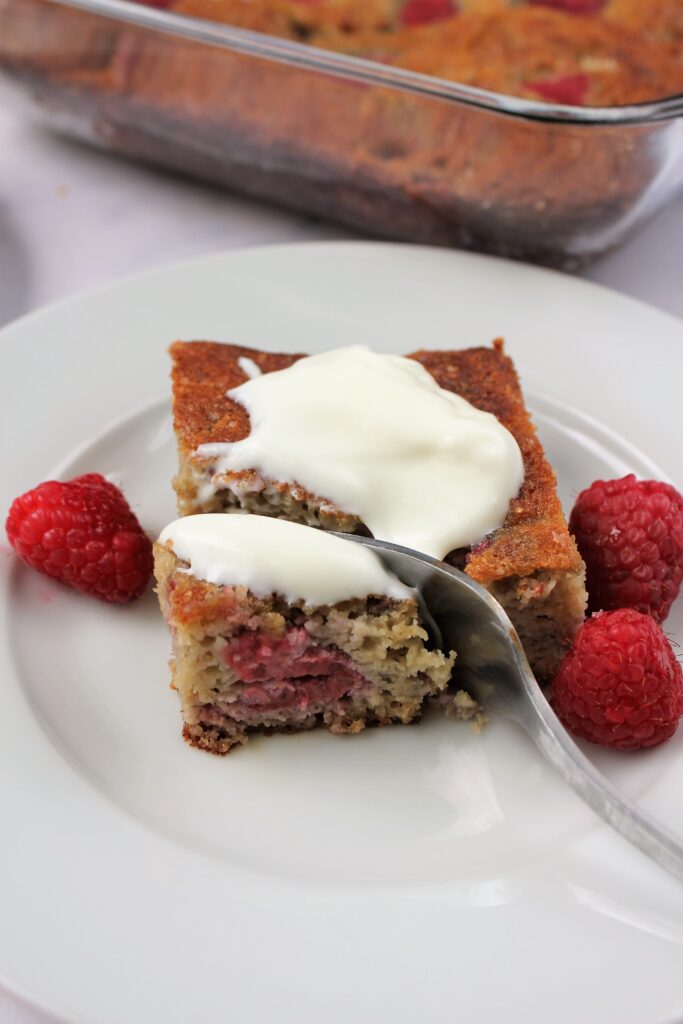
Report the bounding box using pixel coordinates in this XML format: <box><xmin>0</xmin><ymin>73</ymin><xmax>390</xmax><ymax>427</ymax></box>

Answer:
<box><xmin>517</xmin><ymin>673</ymin><xmax>683</xmax><ymax>883</ymax></box>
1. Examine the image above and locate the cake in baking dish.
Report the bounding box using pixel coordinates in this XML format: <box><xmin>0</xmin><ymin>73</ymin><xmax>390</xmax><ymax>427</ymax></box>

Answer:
<box><xmin>3</xmin><ymin>0</ymin><xmax>680</xmax><ymax>270</ymax></box>
<box><xmin>168</xmin><ymin>340</ymin><xmax>587</xmax><ymax>682</ymax></box>
<box><xmin>4</xmin><ymin>0</ymin><xmax>683</xmax><ymax>108</ymax></box>
<box><xmin>154</xmin><ymin>514</ymin><xmax>465</xmax><ymax>753</ymax></box>
<box><xmin>165</xmin><ymin>0</ymin><xmax>683</xmax><ymax>107</ymax></box>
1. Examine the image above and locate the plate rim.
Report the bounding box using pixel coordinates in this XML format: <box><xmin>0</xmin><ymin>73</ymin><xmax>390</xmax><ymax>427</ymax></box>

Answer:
<box><xmin>3</xmin><ymin>239</ymin><xmax>683</xmax><ymax>346</ymax></box>
<box><xmin>2</xmin><ymin>240</ymin><xmax>683</xmax><ymax>1024</ymax></box>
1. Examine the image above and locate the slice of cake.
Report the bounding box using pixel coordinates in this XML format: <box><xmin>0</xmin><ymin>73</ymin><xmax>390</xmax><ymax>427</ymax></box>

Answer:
<box><xmin>154</xmin><ymin>514</ymin><xmax>463</xmax><ymax>753</ymax></box>
<box><xmin>169</xmin><ymin>340</ymin><xmax>587</xmax><ymax>681</ymax></box>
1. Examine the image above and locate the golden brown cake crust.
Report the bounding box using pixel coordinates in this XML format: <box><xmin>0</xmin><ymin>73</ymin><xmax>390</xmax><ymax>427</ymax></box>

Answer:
<box><xmin>410</xmin><ymin>343</ymin><xmax>583</xmax><ymax>582</ymax></box>
<box><xmin>170</xmin><ymin>341</ymin><xmax>303</xmax><ymax>455</ymax></box>
<box><xmin>170</xmin><ymin>339</ymin><xmax>583</xmax><ymax>584</ymax></box>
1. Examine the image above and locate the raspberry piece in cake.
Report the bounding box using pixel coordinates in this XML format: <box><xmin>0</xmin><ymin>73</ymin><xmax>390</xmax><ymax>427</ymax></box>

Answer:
<box><xmin>398</xmin><ymin>0</ymin><xmax>459</xmax><ymax>27</ymax></box>
<box><xmin>525</xmin><ymin>73</ymin><xmax>590</xmax><ymax>105</ymax></box>
<box><xmin>168</xmin><ymin>340</ymin><xmax>587</xmax><ymax>682</ymax></box>
<box><xmin>154</xmin><ymin>514</ymin><xmax>462</xmax><ymax>753</ymax></box>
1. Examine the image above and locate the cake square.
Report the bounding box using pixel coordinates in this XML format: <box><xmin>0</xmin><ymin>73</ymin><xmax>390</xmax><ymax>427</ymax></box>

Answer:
<box><xmin>169</xmin><ymin>339</ymin><xmax>586</xmax><ymax>681</ymax></box>
<box><xmin>154</xmin><ymin>515</ymin><xmax>464</xmax><ymax>753</ymax></box>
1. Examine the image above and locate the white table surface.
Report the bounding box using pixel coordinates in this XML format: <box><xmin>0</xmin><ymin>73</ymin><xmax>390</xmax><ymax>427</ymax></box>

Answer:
<box><xmin>1</xmin><ymin>102</ymin><xmax>682</xmax><ymax>1024</ymax></box>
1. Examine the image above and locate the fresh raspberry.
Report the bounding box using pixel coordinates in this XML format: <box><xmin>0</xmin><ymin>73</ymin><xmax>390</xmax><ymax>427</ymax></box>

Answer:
<box><xmin>551</xmin><ymin>609</ymin><xmax>683</xmax><ymax>750</ymax></box>
<box><xmin>5</xmin><ymin>473</ymin><xmax>153</xmax><ymax>604</ymax></box>
<box><xmin>69</xmin><ymin>473</ymin><xmax>127</xmax><ymax>499</ymax></box>
<box><xmin>399</xmin><ymin>0</ymin><xmax>458</xmax><ymax>27</ymax></box>
<box><xmin>525</xmin><ymin>73</ymin><xmax>590</xmax><ymax>105</ymax></box>
<box><xmin>570</xmin><ymin>475</ymin><xmax>683</xmax><ymax>624</ymax></box>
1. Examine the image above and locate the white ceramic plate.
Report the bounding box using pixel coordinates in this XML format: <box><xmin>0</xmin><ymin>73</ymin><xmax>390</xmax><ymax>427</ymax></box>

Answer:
<box><xmin>1</xmin><ymin>242</ymin><xmax>682</xmax><ymax>1024</ymax></box>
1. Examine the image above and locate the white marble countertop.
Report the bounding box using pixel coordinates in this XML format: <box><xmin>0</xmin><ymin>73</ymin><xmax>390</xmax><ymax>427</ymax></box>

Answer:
<box><xmin>1</xmin><ymin>103</ymin><xmax>682</xmax><ymax>1024</ymax></box>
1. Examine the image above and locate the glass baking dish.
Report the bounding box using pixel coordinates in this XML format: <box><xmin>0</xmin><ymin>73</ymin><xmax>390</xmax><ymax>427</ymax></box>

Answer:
<box><xmin>2</xmin><ymin>0</ymin><xmax>683</xmax><ymax>268</ymax></box>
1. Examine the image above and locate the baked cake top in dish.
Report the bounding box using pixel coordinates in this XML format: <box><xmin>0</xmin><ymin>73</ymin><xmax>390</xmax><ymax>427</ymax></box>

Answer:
<box><xmin>166</xmin><ymin>0</ymin><xmax>683</xmax><ymax>107</ymax></box>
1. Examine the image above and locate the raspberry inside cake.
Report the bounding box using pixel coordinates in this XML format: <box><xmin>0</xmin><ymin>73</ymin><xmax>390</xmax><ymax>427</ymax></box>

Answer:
<box><xmin>154</xmin><ymin>515</ymin><xmax>465</xmax><ymax>753</ymax></box>
<box><xmin>169</xmin><ymin>340</ymin><xmax>587</xmax><ymax>682</ymax></box>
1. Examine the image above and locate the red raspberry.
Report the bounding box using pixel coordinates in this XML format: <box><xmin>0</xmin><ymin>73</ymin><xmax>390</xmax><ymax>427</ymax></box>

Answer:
<box><xmin>570</xmin><ymin>475</ymin><xmax>683</xmax><ymax>624</ymax></box>
<box><xmin>525</xmin><ymin>73</ymin><xmax>590</xmax><ymax>105</ymax></box>
<box><xmin>5</xmin><ymin>473</ymin><xmax>153</xmax><ymax>604</ymax></box>
<box><xmin>68</xmin><ymin>473</ymin><xmax>127</xmax><ymax>499</ymax></box>
<box><xmin>399</xmin><ymin>0</ymin><xmax>458</xmax><ymax>27</ymax></box>
<box><xmin>551</xmin><ymin>609</ymin><xmax>683</xmax><ymax>750</ymax></box>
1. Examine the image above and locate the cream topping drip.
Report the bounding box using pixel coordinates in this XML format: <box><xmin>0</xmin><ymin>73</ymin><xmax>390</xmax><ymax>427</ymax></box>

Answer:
<box><xmin>237</xmin><ymin>356</ymin><xmax>262</xmax><ymax>379</ymax></box>
<box><xmin>159</xmin><ymin>514</ymin><xmax>412</xmax><ymax>604</ymax></box>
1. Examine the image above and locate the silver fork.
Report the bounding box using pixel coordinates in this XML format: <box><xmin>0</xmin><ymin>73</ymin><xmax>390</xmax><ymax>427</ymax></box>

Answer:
<box><xmin>341</xmin><ymin>534</ymin><xmax>683</xmax><ymax>883</ymax></box>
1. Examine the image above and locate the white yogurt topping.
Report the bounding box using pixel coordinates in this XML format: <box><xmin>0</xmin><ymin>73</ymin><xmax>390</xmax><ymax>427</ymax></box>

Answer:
<box><xmin>195</xmin><ymin>345</ymin><xmax>524</xmax><ymax>559</ymax></box>
<box><xmin>237</xmin><ymin>356</ymin><xmax>262</xmax><ymax>379</ymax></box>
<box><xmin>159</xmin><ymin>514</ymin><xmax>412</xmax><ymax>604</ymax></box>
